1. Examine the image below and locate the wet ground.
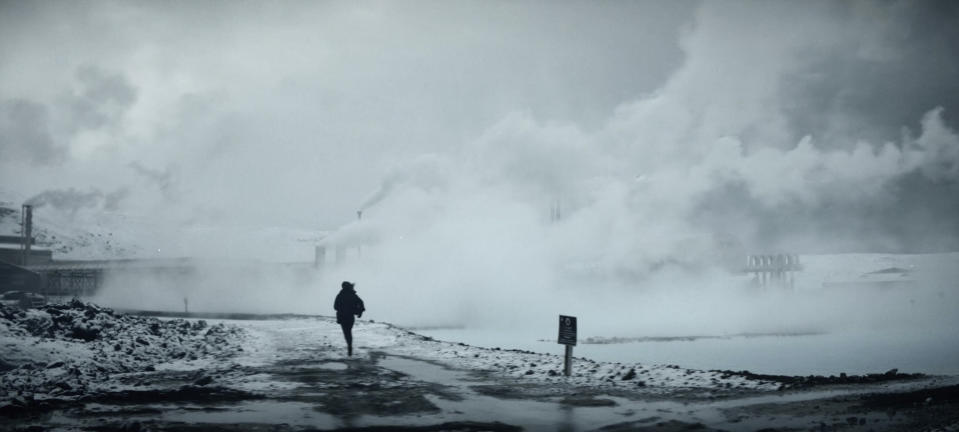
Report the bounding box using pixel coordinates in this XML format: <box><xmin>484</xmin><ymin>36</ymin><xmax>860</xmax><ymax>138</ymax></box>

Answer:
<box><xmin>4</xmin><ymin>317</ymin><xmax>959</xmax><ymax>432</ymax></box>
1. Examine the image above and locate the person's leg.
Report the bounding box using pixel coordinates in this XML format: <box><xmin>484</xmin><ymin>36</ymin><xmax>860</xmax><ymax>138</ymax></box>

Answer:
<box><xmin>339</xmin><ymin>320</ymin><xmax>354</xmax><ymax>356</ymax></box>
<box><xmin>346</xmin><ymin>323</ymin><xmax>354</xmax><ymax>356</ymax></box>
<box><xmin>339</xmin><ymin>322</ymin><xmax>352</xmax><ymax>345</ymax></box>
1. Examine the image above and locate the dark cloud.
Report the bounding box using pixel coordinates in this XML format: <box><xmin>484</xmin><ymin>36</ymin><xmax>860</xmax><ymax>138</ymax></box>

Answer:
<box><xmin>692</xmin><ymin>174</ymin><xmax>959</xmax><ymax>254</ymax></box>
<box><xmin>781</xmin><ymin>0</ymin><xmax>959</xmax><ymax>145</ymax></box>
<box><xmin>0</xmin><ymin>99</ymin><xmax>64</xmax><ymax>165</ymax></box>
<box><xmin>668</xmin><ymin>1</ymin><xmax>959</xmax><ymax>254</ymax></box>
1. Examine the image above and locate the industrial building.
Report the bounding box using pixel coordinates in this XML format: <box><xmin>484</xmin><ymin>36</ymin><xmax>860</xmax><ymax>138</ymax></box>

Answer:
<box><xmin>0</xmin><ymin>206</ymin><xmax>49</xmax><ymax>294</ymax></box>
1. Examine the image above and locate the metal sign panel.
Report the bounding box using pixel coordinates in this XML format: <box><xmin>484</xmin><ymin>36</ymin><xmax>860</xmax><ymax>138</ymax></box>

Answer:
<box><xmin>558</xmin><ymin>315</ymin><xmax>577</xmax><ymax>346</ymax></box>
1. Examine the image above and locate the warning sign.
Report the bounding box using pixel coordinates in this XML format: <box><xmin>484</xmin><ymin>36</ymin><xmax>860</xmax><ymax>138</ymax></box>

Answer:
<box><xmin>557</xmin><ymin>315</ymin><xmax>577</xmax><ymax>346</ymax></box>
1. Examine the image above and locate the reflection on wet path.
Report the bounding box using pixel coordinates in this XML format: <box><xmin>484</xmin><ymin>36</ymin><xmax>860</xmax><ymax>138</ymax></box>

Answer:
<box><xmin>371</xmin><ymin>355</ymin><xmax>955</xmax><ymax>431</ymax></box>
<box><xmin>375</xmin><ymin>355</ymin><xmax>692</xmax><ymax>431</ymax></box>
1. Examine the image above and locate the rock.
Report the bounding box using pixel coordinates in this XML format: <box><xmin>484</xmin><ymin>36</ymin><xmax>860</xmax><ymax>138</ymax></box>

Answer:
<box><xmin>548</xmin><ymin>370</ymin><xmax>559</xmax><ymax>377</ymax></box>
<box><xmin>194</xmin><ymin>376</ymin><xmax>214</xmax><ymax>386</ymax></box>
<box><xmin>561</xmin><ymin>396</ymin><xmax>617</xmax><ymax>407</ymax></box>
<box><xmin>135</xmin><ymin>336</ymin><xmax>150</xmax><ymax>346</ymax></box>
<box><xmin>70</xmin><ymin>325</ymin><xmax>100</xmax><ymax>341</ymax></box>
<box><xmin>46</xmin><ymin>361</ymin><xmax>64</xmax><ymax>369</ymax></box>
<box><xmin>524</xmin><ymin>370</ymin><xmax>535</xmax><ymax>375</ymax></box>
<box><xmin>0</xmin><ymin>402</ymin><xmax>27</xmax><ymax>417</ymax></box>
<box><xmin>622</xmin><ymin>368</ymin><xmax>637</xmax><ymax>381</ymax></box>
<box><xmin>884</xmin><ymin>368</ymin><xmax>899</xmax><ymax>376</ymax></box>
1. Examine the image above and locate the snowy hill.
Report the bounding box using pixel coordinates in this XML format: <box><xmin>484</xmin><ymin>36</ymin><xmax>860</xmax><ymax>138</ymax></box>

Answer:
<box><xmin>0</xmin><ymin>198</ymin><xmax>138</xmax><ymax>258</ymax></box>
<box><xmin>0</xmin><ymin>194</ymin><xmax>326</xmax><ymax>263</ymax></box>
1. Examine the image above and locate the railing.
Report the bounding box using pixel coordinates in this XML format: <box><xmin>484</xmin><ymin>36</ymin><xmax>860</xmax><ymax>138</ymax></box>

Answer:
<box><xmin>744</xmin><ymin>254</ymin><xmax>802</xmax><ymax>288</ymax></box>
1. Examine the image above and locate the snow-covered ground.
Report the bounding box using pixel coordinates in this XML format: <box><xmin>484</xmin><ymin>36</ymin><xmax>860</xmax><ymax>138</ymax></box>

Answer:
<box><xmin>0</xmin><ymin>302</ymin><xmax>781</xmax><ymax>404</ymax></box>
<box><xmin>3</xmin><ymin>301</ymin><xmax>957</xmax><ymax>431</ymax></box>
<box><xmin>0</xmin><ymin>301</ymin><xmax>245</xmax><ymax>404</ymax></box>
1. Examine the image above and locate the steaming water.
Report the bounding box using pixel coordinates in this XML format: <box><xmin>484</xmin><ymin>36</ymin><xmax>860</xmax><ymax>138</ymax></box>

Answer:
<box><xmin>414</xmin><ymin>253</ymin><xmax>959</xmax><ymax>376</ymax></box>
<box><xmin>419</xmin><ymin>326</ymin><xmax>959</xmax><ymax>376</ymax></box>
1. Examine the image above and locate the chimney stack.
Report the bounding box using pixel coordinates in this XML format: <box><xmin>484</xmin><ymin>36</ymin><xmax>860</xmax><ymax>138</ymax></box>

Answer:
<box><xmin>21</xmin><ymin>204</ymin><xmax>33</xmax><ymax>266</ymax></box>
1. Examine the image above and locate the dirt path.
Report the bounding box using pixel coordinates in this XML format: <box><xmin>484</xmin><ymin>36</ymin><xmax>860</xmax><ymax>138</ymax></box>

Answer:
<box><xmin>5</xmin><ymin>317</ymin><xmax>959</xmax><ymax>431</ymax></box>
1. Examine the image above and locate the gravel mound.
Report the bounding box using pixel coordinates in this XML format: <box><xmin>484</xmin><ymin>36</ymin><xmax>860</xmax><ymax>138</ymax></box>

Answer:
<box><xmin>0</xmin><ymin>300</ymin><xmax>246</xmax><ymax>409</ymax></box>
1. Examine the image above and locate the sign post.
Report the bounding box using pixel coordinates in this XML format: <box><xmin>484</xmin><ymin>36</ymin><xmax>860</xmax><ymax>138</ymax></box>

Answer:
<box><xmin>557</xmin><ymin>315</ymin><xmax>577</xmax><ymax>376</ymax></box>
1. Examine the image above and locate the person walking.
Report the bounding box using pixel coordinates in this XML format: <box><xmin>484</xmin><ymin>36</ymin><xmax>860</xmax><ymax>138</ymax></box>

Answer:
<box><xmin>334</xmin><ymin>281</ymin><xmax>365</xmax><ymax>356</ymax></box>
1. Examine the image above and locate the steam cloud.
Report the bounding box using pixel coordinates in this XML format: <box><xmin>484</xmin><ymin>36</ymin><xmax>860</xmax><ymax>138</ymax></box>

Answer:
<box><xmin>128</xmin><ymin>162</ymin><xmax>177</xmax><ymax>201</ymax></box>
<box><xmin>0</xmin><ymin>99</ymin><xmax>64</xmax><ymax>165</ymax></box>
<box><xmin>313</xmin><ymin>1</ymin><xmax>959</xmax><ymax>333</ymax></box>
<box><xmin>68</xmin><ymin>66</ymin><xmax>137</xmax><ymax>132</ymax></box>
<box><xmin>4</xmin><ymin>2</ymin><xmax>957</xmax><ymax>341</ymax></box>
<box><xmin>0</xmin><ymin>66</ymin><xmax>136</xmax><ymax>166</ymax></box>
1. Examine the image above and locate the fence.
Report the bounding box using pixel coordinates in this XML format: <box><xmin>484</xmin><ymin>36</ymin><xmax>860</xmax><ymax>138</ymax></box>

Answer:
<box><xmin>744</xmin><ymin>254</ymin><xmax>801</xmax><ymax>288</ymax></box>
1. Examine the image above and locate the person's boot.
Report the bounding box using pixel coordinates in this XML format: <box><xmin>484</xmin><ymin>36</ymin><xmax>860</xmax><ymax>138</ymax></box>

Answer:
<box><xmin>348</xmin><ymin>343</ymin><xmax>353</xmax><ymax>357</ymax></box>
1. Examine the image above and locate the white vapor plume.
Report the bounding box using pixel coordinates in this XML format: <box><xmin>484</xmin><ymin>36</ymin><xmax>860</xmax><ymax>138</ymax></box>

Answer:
<box><xmin>311</xmin><ymin>1</ymin><xmax>959</xmax><ymax>336</ymax></box>
<box><xmin>26</xmin><ymin>187</ymin><xmax>129</xmax><ymax>214</ymax></box>
<box><xmin>24</xmin><ymin>1</ymin><xmax>954</xmax><ymax>346</ymax></box>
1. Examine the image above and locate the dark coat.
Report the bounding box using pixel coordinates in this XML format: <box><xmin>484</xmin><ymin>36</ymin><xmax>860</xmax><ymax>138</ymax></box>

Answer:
<box><xmin>334</xmin><ymin>287</ymin><xmax>365</xmax><ymax>324</ymax></box>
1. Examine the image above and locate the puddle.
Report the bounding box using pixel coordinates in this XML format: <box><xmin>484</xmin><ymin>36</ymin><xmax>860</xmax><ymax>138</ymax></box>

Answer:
<box><xmin>707</xmin><ymin>376</ymin><xmax>957</xmax><ymax>410</ymax></box>
<box><xmin>379</xmin><ymin>357</ymin><xmax>473</xmax><ymax>384</ymax></box>
<box><xmin>40</xmin><ymin>401</ymin><xmax>342</xmax><ymax>430</ymax></box>
<box><xmin>375</xmin><ymin>355</ymin><xmax>717</xmax><ymax>431</ymax></box>
<box><xmin>158</xmin><ymin>400</ymin><xmax>340</xmax><ymax>427</ymax></box>
<box><xmin>372</xmin><ymin>355</ymin><xmax>942</xmax><ymax>431</ymax></box>
<box><xmin>317</xmin><ymin>362</ymin><xmax>349</xmax><ymax>371</ymax></box>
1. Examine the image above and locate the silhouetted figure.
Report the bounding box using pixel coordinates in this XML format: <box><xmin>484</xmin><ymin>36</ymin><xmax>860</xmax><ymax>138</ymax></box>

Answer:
<box><xmin>334</xmin><ymin>281</ymin><xmax>365</xmax><ymax>356</ymax></box>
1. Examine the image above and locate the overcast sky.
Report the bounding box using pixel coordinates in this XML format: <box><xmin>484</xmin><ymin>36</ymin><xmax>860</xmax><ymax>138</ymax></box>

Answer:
<box><xmin>2</xmin><ymin>0</ymin><xmax>958</xmax><ymax>254</ymax></box>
